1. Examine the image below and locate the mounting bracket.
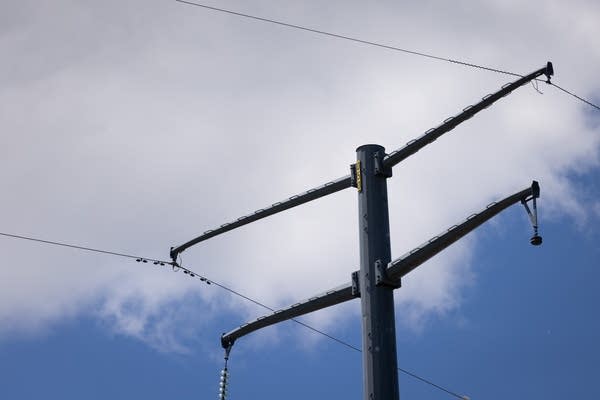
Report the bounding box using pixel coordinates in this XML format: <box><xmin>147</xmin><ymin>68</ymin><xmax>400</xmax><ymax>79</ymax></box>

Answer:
<box><xmin>374</xmin><ymin>150</ymin><xmax>393</xmax><ymax>178</ymax></box>
<box><xmin>375</xmin><ymin>259</ymin><xmax>401</xmax><ymax>289</ymax></box>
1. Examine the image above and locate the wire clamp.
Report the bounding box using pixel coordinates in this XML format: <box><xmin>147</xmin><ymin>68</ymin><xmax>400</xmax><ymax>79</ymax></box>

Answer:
<box><xmin>544</xmin><ymin>61</ymin><xmax>554</xmax><ymax>84</ymax></box>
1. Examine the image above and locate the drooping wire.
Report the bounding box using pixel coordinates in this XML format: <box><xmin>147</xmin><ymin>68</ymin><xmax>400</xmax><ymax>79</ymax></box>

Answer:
<box><xmin>174</xmin><ymin>0</ymin><xmax>600</xmax><ymax>112</ymax></box>
<box><xmin>0</xmin><ymin>231</ymin><xmax>163</xmax><ymax>263</ymax></box>
<box><xmin>549</xmin><ymin>83</ymin><xmax>600</xmax><ymax>111</ymax></box>
<box><xmin>174</xmin><ymin>0</ymin><xmax>518</xmax><ymax>78</ymax></box>
<box><xmin>1</xmin><ymin>230</ymin><xmax>469</xmax><ymax>398</ymax></box>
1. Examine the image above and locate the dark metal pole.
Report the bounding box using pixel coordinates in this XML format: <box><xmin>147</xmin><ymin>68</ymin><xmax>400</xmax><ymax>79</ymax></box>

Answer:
<box><xmin>356</xmin><ymin>144</ymin><xmax>400</xmax><ymax>400</ymax></box>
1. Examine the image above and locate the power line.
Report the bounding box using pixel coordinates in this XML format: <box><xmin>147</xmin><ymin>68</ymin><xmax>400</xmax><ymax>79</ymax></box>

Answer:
<box><xmin>0</xmin><ymin>230</ymin><xmax>467</xmax><ymax>399</ymax></box>
<box><xmin>0</xmin><ymin>231</ymin><xmax>162</xmax><ymax>263</ymax></box>
<box><xmin>174</xmin><ymin>0</ymin><xmax>600</xmax><ymax>112</ymax></box>
<box><xmin>550</xmin><ymin>83</ymin><xmax>600</xmax><ymax>112</ymax></box>
<box><xmin>174</xmin><ymin>0</ymin><xmax>518</xmax><ymax>77</ymax></box>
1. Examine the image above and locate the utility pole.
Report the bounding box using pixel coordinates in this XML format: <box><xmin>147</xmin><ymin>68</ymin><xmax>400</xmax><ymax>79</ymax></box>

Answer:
<box><xmin>170</xmin><ymin>62</ymin><xmax>553</xmax><ymax>400</ymax></box>
<box><xmin>356</xmin><ymin>144</ymin><xmax>399</xmax><ymax>400</ymax></box>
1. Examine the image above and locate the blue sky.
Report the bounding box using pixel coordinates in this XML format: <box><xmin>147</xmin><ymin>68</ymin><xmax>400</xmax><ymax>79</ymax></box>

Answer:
<box><xmin>2</xmin><ymin>208</ymin><xmax>599</xmax><ymax>399</ymax></box>
<box><xmin>1</xmin><ymin>1</ymin><xmax>599</xmax><ymax>399</ymax></box>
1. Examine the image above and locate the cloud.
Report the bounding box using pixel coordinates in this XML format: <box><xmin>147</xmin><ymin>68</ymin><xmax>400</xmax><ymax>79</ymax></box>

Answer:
<box><xmin>1</xmin><ymin>0</ymin><xmax>598</xmax><ymax>351</ymax></box>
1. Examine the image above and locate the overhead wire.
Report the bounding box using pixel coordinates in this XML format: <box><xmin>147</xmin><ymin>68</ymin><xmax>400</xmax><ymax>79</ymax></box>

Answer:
<box><xmin>549</xmin><ymin>82</ymin><xmax>600</xmax><ymax>111</ymax></box>
<box><xmin>0</xmin><ymin>230</ymin><xmax>467</xmax><ymax>399</ymax></box>
<box><xmin>174</xmin><ymin>0</ymin><xmax>600</xmax><ymax>112</ymax></box>
<box><xmin>0</xmin><ymin>231</ymin><xmax>162</xmax><ymax>263</ymax></box>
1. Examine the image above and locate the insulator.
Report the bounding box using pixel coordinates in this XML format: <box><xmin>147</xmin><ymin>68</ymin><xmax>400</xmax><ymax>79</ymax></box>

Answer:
<box><xmin>530</xmin><ymin>235</ymin><xmax>543</xmax><ymax>246</ymax></box>
<box><xmin>136</xmin><ymin>259</ymin><xmax>141</xmax><ymax>262</ymax></box>
<box><xmin>190</xmin><ymin>273</ymin><xmax>195</xmax><ymax>277</ymax></box>
<box><xmin>142</xmin><ymin>259</ymin><xmax>147</xmax><ymax>263</ymax></box>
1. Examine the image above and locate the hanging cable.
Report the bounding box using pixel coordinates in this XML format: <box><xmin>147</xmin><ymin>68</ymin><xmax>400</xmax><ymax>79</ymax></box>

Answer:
<box><xmin>0</xmin><ymin>231</ymin><xmax>163</xmax><ymax>263</ymax></box>
<box><xmin>174</xmin><ymin>0</ymin><xmax>519</xmax><ymax>77</ymax></box>
<box><xmin>549</xmin><ymin>83</ymin><xmax>600</xmax><ymax>111</ymax></box>
<box><xmin>174</xmin><ymin>0</ymin><xmax>600</xmax><ymax>112</ymax></box>
<box><xmin>1</xmin><ymin>229</ymin><xmax>468</xmax><ymax>399</ymax></box>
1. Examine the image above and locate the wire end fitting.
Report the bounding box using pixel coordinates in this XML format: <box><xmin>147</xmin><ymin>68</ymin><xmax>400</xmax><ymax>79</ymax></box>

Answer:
<box><xmin>544</xmin><ymin>61</ymin><xmax>554</xmax><ymax>84</ymax></box>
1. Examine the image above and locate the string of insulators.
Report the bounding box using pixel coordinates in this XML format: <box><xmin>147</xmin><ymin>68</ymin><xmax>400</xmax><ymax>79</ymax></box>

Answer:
<box><xmin>520</xmin><ymin>183</ymin><xmax>543</xmax><ymax>246</ymax></box>
<box><xmin>134</xmin><ymin>258</ymin><xmax>212</xmax><ymax>285</ymax></box>
<box><xmin>219</xmin><ymin>343</ymin><xmax>233</xmax><ymax>400</ymax></box>
<box><xmin>219</xmin><ymin>367</ymin><xmax>229</xmax><ymax>400</ymax></box>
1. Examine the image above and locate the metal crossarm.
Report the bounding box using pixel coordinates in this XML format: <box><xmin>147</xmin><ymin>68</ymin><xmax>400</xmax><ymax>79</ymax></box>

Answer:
<box><xmin>387</xmin><ymin>181</ymin><xmax>540</xmax><ymax>280</ymax></box>
<box><xmin>219</xmin><ymin>182</ymin><xmax>540</xmax><ymax>347</ymax></box>
<box><xmin>170</xmin><ymin>63</ymin><xmax>552</xmax><ymax>262</ymax></box>
<box><xmin>383</xmin><ymin>63</ymin><xmax>553</xmax><ymax>168</ymax></box>
<box><xmin>170</xmin><ymin>175</ymin><xmax>352</xmax><ymax>260</ymax></box>
<box><xmin>221</xmin><ymin>284</ymin><xmax>355</xmax><ymax>347</ymax></box>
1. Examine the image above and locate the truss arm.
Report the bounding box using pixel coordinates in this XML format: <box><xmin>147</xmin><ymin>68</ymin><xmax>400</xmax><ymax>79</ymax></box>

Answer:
<box><xmin>383</xmin><ymin>63</ymin><xmax>553</xmax><ymax>169</ymax></box>
<box><xmin>170</xmin><ymin>175</ymin><xmax>352</xmax><ymax>260</ymax></box>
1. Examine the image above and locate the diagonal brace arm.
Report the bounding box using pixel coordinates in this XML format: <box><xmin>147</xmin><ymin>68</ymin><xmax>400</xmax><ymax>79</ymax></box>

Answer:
<box><xmin>170</xmin><ymin>175</ymin><xmax>352</xmax><ymax>260</ymax></box>
<box><xmin>383</xmin><ymin>63</ymin><xmax>553</xmax><ymax>168</ymax></box>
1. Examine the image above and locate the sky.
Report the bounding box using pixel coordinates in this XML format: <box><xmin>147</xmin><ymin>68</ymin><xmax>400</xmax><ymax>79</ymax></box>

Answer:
<box><xmin>0</xmin><ymin>0</ymin><xmax>599</xmax><ymax>399</ymax></box>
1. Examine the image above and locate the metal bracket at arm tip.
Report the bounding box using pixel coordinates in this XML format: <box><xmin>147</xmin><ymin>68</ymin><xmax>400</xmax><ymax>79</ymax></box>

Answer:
<box><xmin>169</xmin><ymin>246</ymin><xmax>178</xmax><ymax>264</ymax></box>
<box><xmin>545</xmin><ymin>62</ymin><xmax>554</xmax><ymax>83</ymax></box>
<box><xmin>531</xmin><ymin>180</ymin><xmax>540</xmax><ymax>198</ymax></box>
<box><xmin>221</xmin><ymin>334</ymin><xmax>235</xmax><ymax>350</ymax></box>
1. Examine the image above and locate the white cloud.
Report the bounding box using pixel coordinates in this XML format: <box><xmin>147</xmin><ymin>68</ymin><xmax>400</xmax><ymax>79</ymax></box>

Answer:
<box><xmin>0</xmin><ymin>0</ymin><xmax>598</xmax><ymax>351</ymax></box>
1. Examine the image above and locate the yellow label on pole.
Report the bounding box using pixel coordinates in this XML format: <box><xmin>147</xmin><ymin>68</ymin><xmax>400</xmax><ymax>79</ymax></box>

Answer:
<box><xmin>356</xmin><ymin>160</ymin><xmax>362</xmax><ymax>192</ymax></box>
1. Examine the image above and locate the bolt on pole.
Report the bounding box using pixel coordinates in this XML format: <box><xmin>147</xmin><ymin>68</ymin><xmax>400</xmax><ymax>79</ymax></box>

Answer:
<box><xmin>356</xmin><ymin>144</ymin><xmax>400</xmax><ymax>400</ymax></box>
